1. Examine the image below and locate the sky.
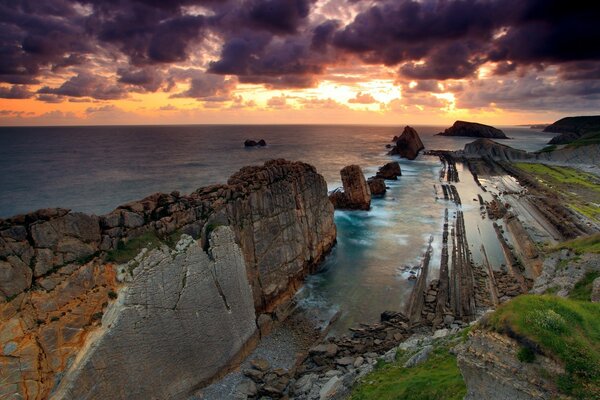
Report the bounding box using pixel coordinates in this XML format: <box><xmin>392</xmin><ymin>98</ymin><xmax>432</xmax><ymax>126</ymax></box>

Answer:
<box><xmin>1</xmin><ymin>0</ymin><xmax>599</xmax><ymax>126</ymax></box>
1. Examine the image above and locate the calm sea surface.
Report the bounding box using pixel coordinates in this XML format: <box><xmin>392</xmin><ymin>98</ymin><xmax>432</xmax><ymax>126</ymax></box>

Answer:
<box><xmin>0</xmin><ymin>124</ymin><xmax>553</xmax><ymax>331</ymax></box>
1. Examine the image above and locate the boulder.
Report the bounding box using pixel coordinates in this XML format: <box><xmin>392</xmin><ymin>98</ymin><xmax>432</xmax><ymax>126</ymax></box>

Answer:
<box><xmin>329</xmin><ymin>165</ymin><xmax>371</xmax><ymax>210</ymax></box>
<box><xmin>375</xmin><ymin>161</ymin><xmax>402</xmax><ymax>180</ymax></box>
<box><xmin>437</xmin><ymin>121</ymin><xmax>508</xmax><ymax>139</ymax></box>
<box><xmin>367</xmin><ymin>178</ymin><xmax>386</xmax><ymax>196</ymax></box>
<box><xmin>388</xmin><ymin>126</ymin><xmax>425</xmax><ymax>160</ymax></box>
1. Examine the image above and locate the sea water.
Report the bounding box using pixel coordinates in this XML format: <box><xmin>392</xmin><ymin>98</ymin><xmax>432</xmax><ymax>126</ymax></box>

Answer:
<box><xmin>0</xmin><ymin>124</ymin><xmax>553</xmax><ymax>331</ymax></box>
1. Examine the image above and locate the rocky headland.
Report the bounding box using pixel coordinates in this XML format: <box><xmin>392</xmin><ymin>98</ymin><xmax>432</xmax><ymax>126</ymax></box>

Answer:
<box><xmin>437</xmin><ymin>121</ymin><xmax>508</xmax><ymax>139</ymax></box>
<box><xmin>544</xmin><ymin>115</ymin><xmax>600</xmax><ymax>144</ymax></box>
<box><xmin>388</xmin><ymin>126</ymin><xmax>425</xmax><ymax>160</ymax></box>
<box><xmin>0</xmin><ymin>159</ymin><xmax>336</xmax><ymax>400</ymax></box>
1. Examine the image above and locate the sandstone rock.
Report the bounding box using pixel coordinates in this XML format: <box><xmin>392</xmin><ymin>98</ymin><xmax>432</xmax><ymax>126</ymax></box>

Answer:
<box><xmin>456</xmin><ymin>330</ymin><xmax>564</xmax><ymax>400</ymax></box>
<box><xmin>52</xmin><ymin>229</ymin><xmax>258</xmax><ymax>400</ymax></box>
<box><xmin>294</xmin><ymin>373</ymin><xmax>317</xmax><ymax>394</ymax></box>
<box><xmin>388</xmin><ymin>126</ymin><xmax>425</xmax><ymax>160</ymax></box>
<box><xmin>234</xmin><ymin>379</ymin><xmax>257</xmax><ymax>399</ymax></box>
<box><xmin>319</xmin><ymin>376</ymin><xmax>342</xmax><ymax>400</ymax></box>
<box><xmin>251</xmin><ymin>357</ymin><xmax>271</xmax><ymax>372</ymax></box>
<box><xmin>310</xmin><ymin>343</ymin><xmax>339</xmax><ymax>357</ymax></box>
<box><xmin>335</xmin><ymin>356</ymin><xmax>354</xmax><ymax>366</ymax></box>
<box><xmin>0</xmin><ymin>259</ymin><xmax>32</xmax><ymax>301</ymax></box>
<box><xmin>375</xmin><ymin>162</ymin><xmax>402</xmax><ymax>180</ymax></box>
<box><xmin>329</xmin><ymin>165</ymin><xmax>371</xmax><ymax>210</ymax></box>
<box><xmin>437</xmin><ymin>120</ymin><xmax>508</xmax><ymax>139</ymax></box>
<box><xmin>367</xmin><ymin>178</ymin><xmax>386</xmax><ymax>196</ymax></box>
<box><xmin>403</xmin><ymin>345</ymin><xmax>433</xmax><ymax>368</ymax></box>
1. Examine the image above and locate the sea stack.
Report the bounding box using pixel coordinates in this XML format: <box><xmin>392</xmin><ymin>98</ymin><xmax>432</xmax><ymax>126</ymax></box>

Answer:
<box><xmin>329</xmin><ymin>165</ymin><xmax>371</xmax><ymax>210</ymax></box>
<box><xmin>375</xmin><ymin>161</ymin><xmax>402</xmax><ymax>180</ymax></box>
<box><xmin>368</xmin><ymin>178</ymin><xmax>386</xmax><ymax>196</ymax></box>
<box><xmin>437</xmin><ymin>121</ymin><xmax>508</xmax><ymax>139</ymax></box>
<box><xmin>389</xmin><ymin>126</ymin><xmax>425</xmax><ymax>160</ymax></box>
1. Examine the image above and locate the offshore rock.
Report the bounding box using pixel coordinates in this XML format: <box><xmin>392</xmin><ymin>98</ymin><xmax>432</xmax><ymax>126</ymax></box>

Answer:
<box><xmin>53</xmin><ymin>228</ymin><xmax>257</xmax><ymax>400</ymax></box>
<box><xmin>367</xmin><ymin>178</ymin><xmax>386</xmax><ymax>196</ymax></box>
<box><xmin>389</xmin><ymin>126</ymin><xmax>424</xmax><ymax>160</ymax></box>
<box><xmin>438</xmin><ymin>121</ymin><xmax>508</xmax><ymax>139</ymax></box>
<box><xmin>375</xmin><ymin>161</ymin><xmax>402</xmax><ymax>180</ymax></box>
<box><xmin>244</xmin><ymin>139</ymin><xmax>267</xmax><ymax>147</ymax></box>
<box><xmin>329</xmin><ymin>165</ymin><xmax>371</xmax><ymax>210</ymax></box>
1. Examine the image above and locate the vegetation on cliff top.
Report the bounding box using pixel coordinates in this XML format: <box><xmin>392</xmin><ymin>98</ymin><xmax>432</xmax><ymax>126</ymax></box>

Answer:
<box><xmin>483</xmin><ymin>295</ymin><xmax>600</xmax><ymax>399</ymax></box>
<box><xmin>351</xmin><ymin>340</ymin><xmax>466</xmax><ymax>400</ymax></box>
<box><xmin>513</xmin><ymin>163</ymin><xmax>600</xmax><ymax>221</ymax></box>
<box><xmin>106</xmin><ymin>231</ymin><xmax>163</xmax><ymax>263</ymax></box>
<box><xmin>553</xmin><ymin>233</ymin><xmax>600</xmax><ymax>254</ymax></box>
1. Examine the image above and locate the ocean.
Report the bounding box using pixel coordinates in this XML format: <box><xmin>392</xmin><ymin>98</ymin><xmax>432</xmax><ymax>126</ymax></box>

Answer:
<box><xmin>0</xmin><ymin>124</ymin><xmax>554</xmax><ymax>331</ymax></box>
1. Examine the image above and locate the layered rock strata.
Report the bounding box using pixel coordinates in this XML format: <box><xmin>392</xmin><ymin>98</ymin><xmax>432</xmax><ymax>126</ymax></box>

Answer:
<box><xmin>0</xmin><ymin>159</ymin><xmax>336</xmax><ymax>400</ymax></box>
<box><xmin>389</xmin><ymin>126</ymin><xmax>425</xmax><ymax>160</ymax></box>
<box><xmin>328</xmin><ymin>165</ymin><xmax>371</xmax><ymax>210</ymax></box>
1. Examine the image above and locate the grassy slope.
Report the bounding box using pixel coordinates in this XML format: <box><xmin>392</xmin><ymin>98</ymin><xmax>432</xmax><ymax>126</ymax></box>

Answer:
<box><xmin>105</xmin><ymin>231</ymin><xmax>164</xmax><ymax>263</ymax></box>
<box><xmin>553</xmin><ymin>233</ymin><xmax>600</xmax><ymax>254</ymax></box>
<box><xmin>514</xmin><ymin>163</ymin><xmax>600</xmax><ymax>221</ymax></box>
<box><xmin>351</xmin><ymin>341</ymin><xmax>466</xmax><ymax>400</ymax></box>
<box><xmin>567</xmin><ymin>131</ymin><xmax>600</xmax><ymax>148</ymax></box>
<box><xmin>569</xmin><ymin>271</ymin><xmax>600</xmax><ymax>301</ymax></box>
<box><xmin>483</xmin><ymin>295</ymin><xmax>600</xmax><ymax>399</ymax></box>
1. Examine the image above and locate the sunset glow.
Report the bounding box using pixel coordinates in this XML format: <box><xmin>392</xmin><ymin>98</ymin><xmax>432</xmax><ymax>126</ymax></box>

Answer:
<box><xmin>1</xmin><ymin>1</ymin><xmax>599</xmax><ymax>126</ymax></box>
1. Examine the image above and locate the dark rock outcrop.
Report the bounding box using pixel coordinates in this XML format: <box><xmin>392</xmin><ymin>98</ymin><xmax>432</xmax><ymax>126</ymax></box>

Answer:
<box><xmin>437</xmin><ymin>121</ymin><xmax>508</xmax><ymax>139</ymax></box>
<box><xmin>388</xmin><ymin>126</ymin><xmax>425</xmax><ymax>160</ymax></box>
<box><xmin>367</xmin><ymin>178</ymin><xmax>386</xmax><ymax>196</ymax></box>
<box><xmin>462</xmin><ymin>139</ymin><xmax>532</xmax><ymax>161</ymax></box>
<box><xmin>0</xmin><ymin>159</ymin><xmax>336</xmax><ymax>400</ymax></box>
<box><xmin>244</xmin><ymin>139</ymin><xmax>267</xmax><ymax>147</ymax></box>
<box><xmin>544</xmin><ymin>115</ymin><xmax>600</xmax><ymax>144</ymax></box>
<box><xmin>375</xmin><ymin>161</ymin><xmax>402</xmax><ymax>180</ymax></box>
<box><xmin>329</xmin><ymin>165</ymin><xmax>371</xmax><ymax>210</ymax></box>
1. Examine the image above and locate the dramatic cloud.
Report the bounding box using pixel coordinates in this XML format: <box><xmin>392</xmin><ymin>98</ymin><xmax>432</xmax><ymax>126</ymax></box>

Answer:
<box><xmin>1</xmin><ymin>0</ymin><xmax>600</xmax><ymax>119</ymax></box>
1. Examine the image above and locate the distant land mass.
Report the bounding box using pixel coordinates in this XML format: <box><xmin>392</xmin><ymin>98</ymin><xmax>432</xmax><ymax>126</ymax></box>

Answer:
<box><xmin>437</xmin><ymin>120</ymin><xmax>508</xmax><ymax>139</ymax></box>
<box><xmin>544</xmin><ymin>115</ymin><xmax>600</xmax><ymax>145</ymax></box>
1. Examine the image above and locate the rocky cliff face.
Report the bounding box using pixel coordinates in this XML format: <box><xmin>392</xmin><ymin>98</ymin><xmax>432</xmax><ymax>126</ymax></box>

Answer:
<box><xmin>0</xmin><ymin>159</ymin><xmax>336</xmax><ymax>400</ymax></box>
<box><xmin>456</xmin><ymin>329</ymin><xmax>563</xmax><ymax>400</ymax></box>
<box><xmin>438</xmin><ymin>121</ymin><xmax>508</xmax><ymax>139</ymax></box>
<box><xmin>389</xmin><ymin>126</ymin><xmax>424</xmax><ymax>160</ymax></box>
<box><xmin>461</xmin><ymin>138</ymin><xmax>600</xmax><ymax>166</ymax></box>
<box><xmin>53</xmin><ymin>228</ymin><xmax>257</xmax><ymax>400</ymax></box>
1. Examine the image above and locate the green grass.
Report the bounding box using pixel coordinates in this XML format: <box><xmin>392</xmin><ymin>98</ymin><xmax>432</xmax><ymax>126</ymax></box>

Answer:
<box><xmin>536</xmin><ymin>144</ymin><xmax>557</xmax><ymax>153</ymax></box>
<box><xmin>105</xmin><ymin>231</ymin><xmax>163</xmax><ymax>264</ymax></box>
<box><xmin>554</xmin><ymin>233</ymin><xmax>600</xmax><ymax>255</ymax></box>
<box><xmin>514</xmin><ymin>163</ymin><xmax>600</xmax><ymax>193</ymax></box>
<box><xmin>483</xmin><ymin>295</ymin><xmax>600</xmax><ymax>399</ymax></box>
<box><xmin>567</xmin><ymin>131</ymin><xmax>600</xmax><ymax>148</ymax></box>
<box><xmin>351</xmin><ymin>342</ymin><xmax>466</xmax><ymax>400</ymax></box>
<box><xmin>569</xmin><ymin>271</ymin><xmax>600</xmax><ymax>301</ymax></box>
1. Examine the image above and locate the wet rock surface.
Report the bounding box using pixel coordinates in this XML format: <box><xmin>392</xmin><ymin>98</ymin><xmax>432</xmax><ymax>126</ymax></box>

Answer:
<box><xmin>328</xmin><ymin>165</ymin><xmax>371</xmax><ymax>210</ymax></box>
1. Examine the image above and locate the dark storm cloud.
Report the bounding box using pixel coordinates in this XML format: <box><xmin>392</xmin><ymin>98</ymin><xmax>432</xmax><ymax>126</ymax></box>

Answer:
<box><xmin>1</xmin><ymin>0</ymin><xmax>600</xmax><ymax>110</ymax></box>
<box><xmin>38</xmin><ymin>72</ymin><xmax>128</xmax><ymax>99</ymax></box>
<box><xmin>334</xmin><ymin>0</ymin><xmax>600</xmax><ymax>80</ymax></box>
<box><xmin>0</xmin><ymin>85</ymin><xmax>33</xmax><ymax>99</ymax></box>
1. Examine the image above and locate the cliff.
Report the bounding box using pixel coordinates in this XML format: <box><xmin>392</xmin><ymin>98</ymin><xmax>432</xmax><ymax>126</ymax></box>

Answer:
<box><xmin>544</xmin><ymin>115</ymin><xmax>600</xmax><ymax>144</ymax></box>
<box><xmin>438</xmin><ymin>121</ymin><xmax>508</xmax><ymax>139</ymax></box>
<box><xmin>388</xmin><ymin>126</ymin><xmax>424</xmax><ymax>160</ymax></box>
<box><xmin>0</xmin><ymin>159</ymin><xmax>336</xmax><ymax>400</ymax></box>
<box><xmin>460</xmin><ymin>138</ymin><xmax>600</xmax><ymax>166</ymax></box>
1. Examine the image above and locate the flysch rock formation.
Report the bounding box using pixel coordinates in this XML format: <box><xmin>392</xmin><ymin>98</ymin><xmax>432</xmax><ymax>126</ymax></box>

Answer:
<box><xmin>328</xmin><ymin>165</ymin><xmax>371</xmax><ymax>210</ymax></box>
<box><xmin>460</xmin><ymin>138</ymin><xmax>600</xmax><ymax>167</ymax></box>
<box><xmin>53</xmin><ymin>227</ymin><xmax>256</xmax><ymax>400</ymax></box>
<box><xmin>0</xmin><ymin>159</ymin><xmax>336</xmax><ymax>400</ymax></box>
<box><xmin>388</xmin><ymin>126</ymin><xmax>425</xmax><ymax>160</ymax></box>
<box><xmin>437</xmin><ymin>120</ymin><xmax>508</xmax><ymax>139</ymax></box>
